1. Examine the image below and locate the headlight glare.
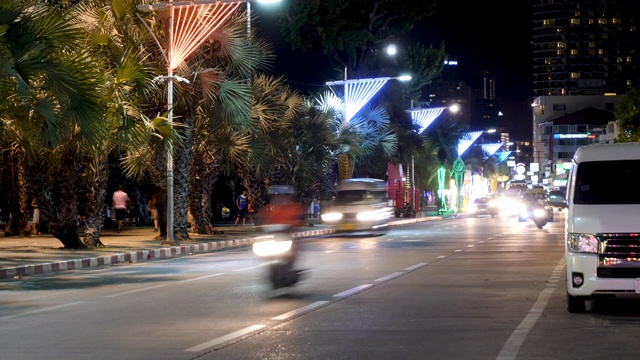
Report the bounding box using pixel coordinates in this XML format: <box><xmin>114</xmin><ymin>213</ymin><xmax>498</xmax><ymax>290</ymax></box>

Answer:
<box><xmin>321</xmin><ymin>212</ymin><xmax>343</xmax><ymax>222</ymax></box>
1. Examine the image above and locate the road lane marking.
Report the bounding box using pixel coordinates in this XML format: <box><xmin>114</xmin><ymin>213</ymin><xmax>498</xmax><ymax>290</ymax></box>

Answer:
<box><xmin>496</xmin><ymin>257</ymin><xmax>565</xmax><ymax>360</ymax></box>
<box><xmin>184</xmin><ymin>325</ymin><xmax>266</xmax><ymax>352</ymax></box>
<box><xmin>180</xmin><ymin>273</ymin><xmax>225</xmax><ymax>282</ymax></box>
<box><xmin>0</xmin><ymin>301</ymin><xmax>86</xmax><ymax>320</ymax></box>
<box><xmin>437</xmin><ymin>255</ymin><xmax>447</xmax><ymax>259</ymax></box>
<box><xmin>234</xmin><ymin>265</ymin><xmax>265</xmax><ymax>272</ymax></box>
<box><xmin>404</xmin><ymin>263</ymin><xmax>427</xmax><ymax>271</ymax></box>
<box><xmin>272</xmin><ymin>301</ymin><xmax>329</xmax><ymax>320</ymax></box>
<box><xmin>105</xmin><ymin>284</ymin><xmax>167</xmax><ymax>298</ymax></box>
<box><xmin>334</xmin><ymin>284</ymin><xmax>372</xmax><ymax>297</ymax></box>
<box><xmin>375</xmin><ymin>272</ymin><xmax>404</xmax><ymax>282</ymax></box>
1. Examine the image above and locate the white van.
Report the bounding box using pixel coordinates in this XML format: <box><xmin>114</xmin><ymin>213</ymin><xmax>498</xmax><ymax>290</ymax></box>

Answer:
<box><xmin>320</xmin><ymin>178</ymin><xmax>393</xmax><ymax>235</ymax></box>
<box><xmin>565</xmin><ymin>142</ymin><xmax>640</xmax><ymax>312</ymax></box>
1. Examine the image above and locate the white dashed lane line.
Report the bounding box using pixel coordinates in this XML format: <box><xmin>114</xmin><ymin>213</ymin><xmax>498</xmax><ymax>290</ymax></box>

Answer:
<box><xmin>184</xmin><ymin>325</ymin><xmax>266</xmax><ymax>352</ymax></box>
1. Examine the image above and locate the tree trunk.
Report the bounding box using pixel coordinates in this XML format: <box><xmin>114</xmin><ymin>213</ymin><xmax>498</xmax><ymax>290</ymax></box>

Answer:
<box><xmin>173</xmin><ymin>118</ymin><xmax>193</xmax><ymax>241</ymax></box>
<box><xmin>338</xmin><ymin>153</ymin><xmax>354</xmax><ymax>179</ymax></box>
<box><xmin>82</xmin><ymin>148</ymin><xmax>108</xmax><ymax>248</ymax></box>
<box><xmin>47</xmin><ymin>149</ymin><xmax>85</xmax><ymax>249</ymax></box>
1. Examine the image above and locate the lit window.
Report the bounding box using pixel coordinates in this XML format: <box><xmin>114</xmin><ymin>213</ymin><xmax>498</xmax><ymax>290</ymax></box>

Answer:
<box><xmin>570</xmin><ymin>49</ymin><xmax>578</xmax><ymax>55</ymax></box>
<box><xmin>587</xmin><ymin>18</ymin><xmax>594</xmax><ymax>25</ymax></box>
<box><xmin>556</xmin><ymin>49</ymin><xmax>564</xmax><ymax>56</ymax></box>
<box><xmin>627</xmin><ymin>56</ymin><xmax>632</xmax><ymax>63</ymax></box>
<box><xmin>598</xmin><ymin>49</ymin><xmax>605</xmax><ymax>56</ymax></box>
<box><xmin>556</xmin><ymin>42</ymin><xmax>566</xmax><ymax>49</ymax></box>
<box><xmin>598</xmin><ymin>18</ymin><xmax>607</xmax><ymax>25</ymax></box>
<box><xmin>612</xmin><ymin>18</ymin><xmax>621</xmax><ymax>25</ymax></box>
<box><xmin>570</xmin><ymin>72</ymin><xmax>580</xmax><ymax>79</ymax></box>
<box><xmin>570</xmin><ymin>18</ymin><xmax>580</xmax><ymax>25</ymax></box>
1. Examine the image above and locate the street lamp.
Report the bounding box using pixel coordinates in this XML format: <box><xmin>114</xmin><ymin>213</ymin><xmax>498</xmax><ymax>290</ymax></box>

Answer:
<box><xmin>245</xmin><ymin>0</ymin><xmax>281</xmax><ymax>41</ymax></box>
<box><xmin>137</xmin><ymin>1</ymin><xmax>241</xmax><ymax>244</ymax></box>
<box><xmin>406</xmin><ymin>104</ymin><xmax>459</xmax><ymax>212</ymax></box>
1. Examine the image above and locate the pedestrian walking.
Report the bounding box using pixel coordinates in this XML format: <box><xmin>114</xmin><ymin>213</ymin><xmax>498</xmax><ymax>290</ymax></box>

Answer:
<box><xmin>148</xmin><ymin>192</ymin><xmax>159</xmax><ymax>232</ymax></box>
<box><xmin>312</xmin><ymin>197</ymin><xmax>320</xmax><ymax>218</ymax></box>
<box><xmin>112</xmin><ymin>184</ymin><xmax>130</xmax><ymax>233</ymax></box>
<box><xmin>31</xmin><ymin>198</ymin><xmax>41</xmax><ymax>235</ymax></box>
<box><xmin>234</xmin><ymin>190</ymin><xmax>249</xmax><ymax>226</ymax></box>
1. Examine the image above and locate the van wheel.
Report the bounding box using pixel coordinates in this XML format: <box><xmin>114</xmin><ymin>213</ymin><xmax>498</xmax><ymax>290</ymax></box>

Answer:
<box><xmin>567</xmin><ymin>293</ymin><xmax>587</xmax><ymax>313</ymax></box>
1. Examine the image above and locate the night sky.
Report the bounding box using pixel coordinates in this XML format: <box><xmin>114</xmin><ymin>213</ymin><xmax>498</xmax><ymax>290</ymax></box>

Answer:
<box><xmin>252</xmin><ymin>1</ymin><xmax>534</xmax><ymax>140</ymax></box>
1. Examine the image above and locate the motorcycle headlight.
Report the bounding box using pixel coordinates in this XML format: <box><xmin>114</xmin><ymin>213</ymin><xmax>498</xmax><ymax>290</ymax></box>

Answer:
<box><xmin>567</xmin><ymin>233</ymin><xmax>598</xmax><ymax>253</ymax></box>
<box><xmin>252</xmin><ymin>240</ymin><xmax>293</xmax><ymax>257</ymax></box>
<box><xmin>533</xmin><ymin>208</ymin><xmax>546</xmax><ymax>218</ymax></box>
<box><xmin>321</xmin><ymin>212</ymin><xmax>343</xmax><ymax>222</ymax></box>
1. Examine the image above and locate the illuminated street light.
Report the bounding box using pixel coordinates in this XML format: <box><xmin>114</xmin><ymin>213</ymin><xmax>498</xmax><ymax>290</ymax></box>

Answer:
<box><xmin>137</xmin><ymin>1</ymin><xmax>241</xmax><ymax>244</ymax></box>
<box><xmin>245</xmin><ymin>0</ymin><xmax>281</xmax><ymax>40</ymax></box>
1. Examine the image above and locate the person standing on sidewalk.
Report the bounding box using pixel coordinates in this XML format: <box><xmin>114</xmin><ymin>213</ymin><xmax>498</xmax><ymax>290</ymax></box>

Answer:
<box><xmin>112</xmin><ymin>184</ymin><xmax>130</xmax><ymax>233</ymax></box>
<box><xmin>147</xmin><ymin>192</ymin><xmax>159</xmax><ymax>232</ymax></box>
<box><xmin>234</xmin><ymin>190</ymin><xmax>248</xmax><ymax>226</ymax></box>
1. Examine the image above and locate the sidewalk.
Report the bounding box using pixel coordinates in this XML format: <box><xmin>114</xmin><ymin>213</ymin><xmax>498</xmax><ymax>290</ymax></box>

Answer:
<box><xmin>0</xmin><ymin>215</ymin><xmax>448</xmax><ymax>280</ymax></box>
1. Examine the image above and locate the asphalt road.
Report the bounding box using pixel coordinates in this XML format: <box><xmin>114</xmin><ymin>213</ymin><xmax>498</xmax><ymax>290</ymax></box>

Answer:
<box><xmin>2</xmin><ymin>212</ymin><xmax>640</xmax><ymax>360</ymax></box>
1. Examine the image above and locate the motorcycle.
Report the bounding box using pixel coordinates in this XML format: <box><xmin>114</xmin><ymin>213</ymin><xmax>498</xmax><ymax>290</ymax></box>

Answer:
<box><xmin>532</xmin><ymin>205</ymin><xmax>549</xmax><ymax>229</ymax></box>
<box><xmin>252</xmin><ymin>225</ymin><xmax>305</xmax><ymax>289</ymax></box>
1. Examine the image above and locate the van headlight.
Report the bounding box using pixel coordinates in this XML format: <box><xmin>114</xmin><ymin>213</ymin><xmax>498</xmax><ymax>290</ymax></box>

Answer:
<box><xmin>355</xmin><ymin>208</ymin><xmax>392</xmax><ymax>221</ymax></box>
<box><xmin>567</xmin><ymin>233</ymin><xmax>598</xmax><ymax>253</ymax></box>
<box><xmin>321</xmin><ymin>212</ymin><xmax>343</xmax><ymax>222</ymax></box>
<box><xmin>467</xmin><ymin>204</ymin><xmax>477</xmax><ymax>213</ymax></box>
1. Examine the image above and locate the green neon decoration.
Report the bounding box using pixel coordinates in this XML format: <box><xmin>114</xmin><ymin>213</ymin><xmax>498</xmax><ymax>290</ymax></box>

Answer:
<box><xmin>453</xmin><ymin>156</ymin><xmax>465</xmax><ymax>213</ymax></box>
<box><xmin>437</xmin><ymin>165</ymin><xmax>447</xmax><ymax>213</ymax></box>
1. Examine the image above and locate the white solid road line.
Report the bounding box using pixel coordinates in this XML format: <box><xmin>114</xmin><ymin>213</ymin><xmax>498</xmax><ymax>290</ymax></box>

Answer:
<box><xmin>105</xmin><ymin>284</ymin><xmax>167</xmax><ymax>298</ymax></box>
<box><xmin>180</xmin><ymin>273</ymin><xmax>225</xmax><ymax>282</ymax></box>
<box><xmin>184</xmin><ymin>324</ymin><xmax>266</xmax><ymax>352</ymax></box>
<box><xmin>404</xmin><ymin>263</ymin><xmax>428</xmax><ymax>271</ymax></box>
<box><xmin>0</xmin><ymin>301</ymin><xmax>86</xmax><ymax>320</ymax></box>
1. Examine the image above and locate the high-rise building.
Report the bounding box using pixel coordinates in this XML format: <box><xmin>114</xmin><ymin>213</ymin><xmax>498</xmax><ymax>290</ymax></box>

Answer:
<box><xmin>532</xmin><ymin>0</ymin><xmax>640</xmax><ymax>97</ymax></box>
<box><xmin>530</xmin><ymin>0</ymin><xmax>638</xmax><ymax>187</ymax></box>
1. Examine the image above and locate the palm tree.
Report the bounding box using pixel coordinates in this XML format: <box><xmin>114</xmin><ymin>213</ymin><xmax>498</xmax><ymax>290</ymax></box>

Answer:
<box><xmin>71</xmin><ymin>0</ymin><xmax>177</xmax><ymax>247</ymax></box>
<box><xmin>0</xmin><ymin>0</ymin><xmax>107</xmax><ymax>248</ymax></box>
<box><xmin>316</xmin><ymin>91</ymin><xmax>397</xmax><ymax>180</ymax></box>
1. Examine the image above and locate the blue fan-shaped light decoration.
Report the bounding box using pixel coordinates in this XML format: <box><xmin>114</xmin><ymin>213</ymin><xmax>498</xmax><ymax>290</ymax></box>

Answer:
<box><xmin>481</xmin><ymin>143</ymin><xmax>504</xmax><ymax>159</ymax></box>
<box><xmin>410</xmin><ymin>107</ymin><xmax>446</xmax><ymax>133</ymax></box>
<box><xmin>327</xmin><ymin>78</ymin><xmax>391</xmax><ymax>123</ymax></box>
<box><xmin>457</xmin><ymin>131</ymin><xmax>483</xmax><ymax>156</ymax></box>
<box><xmin>496</xmin><ymin>151</ymin><xmax>512</xmax><ymax>163</ymax></box>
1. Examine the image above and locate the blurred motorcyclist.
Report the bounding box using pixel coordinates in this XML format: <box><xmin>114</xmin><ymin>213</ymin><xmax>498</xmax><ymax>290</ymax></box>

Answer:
<box><xmin>261</xmin><ymin>185</ymin><xmax>306</xmax><ymax>230</ymax></box>
<box><xmin>256</xmin><ymin>185</ymin><xmax>307</xmax><ymax>288</ymax></box>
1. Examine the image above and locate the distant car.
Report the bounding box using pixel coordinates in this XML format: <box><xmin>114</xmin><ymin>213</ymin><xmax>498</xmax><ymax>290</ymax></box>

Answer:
<box><xmin>466</xmin><ymin>197</ymin><xmax>499</xmax><ymax>218</ymax></box>
<box><xmin>546</xmin><ymin>190</ymin><xmax>567</xmax><ymax>211</ymax></box>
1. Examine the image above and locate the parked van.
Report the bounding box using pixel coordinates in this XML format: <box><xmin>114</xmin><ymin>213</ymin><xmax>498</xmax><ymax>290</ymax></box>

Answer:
<box><xmin>565</xmin><ymin>142</ymin><xmax>640</xmax><ymax>312</ymax></box>
<box><xmin>320</xmin><ymin>178</ymin><xmax>393</xmax><ymax>235</ymax></box>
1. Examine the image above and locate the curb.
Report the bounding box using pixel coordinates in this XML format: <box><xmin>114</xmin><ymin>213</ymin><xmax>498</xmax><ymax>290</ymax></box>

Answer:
<box><xmin>0</xmin><ymin>216</ymin><xmax>442</xmax><ymax>280</ymax></box>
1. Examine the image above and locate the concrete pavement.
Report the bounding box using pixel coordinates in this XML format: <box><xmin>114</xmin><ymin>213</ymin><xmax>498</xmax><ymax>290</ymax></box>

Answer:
<box><xmin>0</xmin><ymin>215</ymin><xmax>449</xmax><ymax>280</ymax></box>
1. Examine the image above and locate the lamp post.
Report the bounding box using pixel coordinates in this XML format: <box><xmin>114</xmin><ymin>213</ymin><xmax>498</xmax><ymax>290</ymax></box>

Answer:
<box><xmin>245</xmin><ymin>0</ymin><xmax>281</xmax><ymax>41</ymax></box>
<box><xmin>137</xmin><ymin>0</ymin><xmax>241</xmax><ymax>244</ymax></box>
<box><xmin>407</xmin><ymin>104</ymin><xmax>459</xmax><ymax>212</ymax></box>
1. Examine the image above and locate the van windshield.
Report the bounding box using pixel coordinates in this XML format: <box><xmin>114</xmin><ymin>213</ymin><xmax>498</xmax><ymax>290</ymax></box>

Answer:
<box><xmin>574</xmin><ymin>160</ymin><xmax>640</xmax><ymax>204</ymax></box>
<box><xmin>335</xmin><ymin>190</ymin><xmax>387</xmax><ymax>204</ymax></box>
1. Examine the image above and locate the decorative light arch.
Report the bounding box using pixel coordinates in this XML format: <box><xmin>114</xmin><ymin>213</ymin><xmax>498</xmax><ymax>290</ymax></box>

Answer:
<box><xmin>481</xmin><ymin>143</ymin><xmax>504</xmax><ymax>159</ymax></box>
<box><xmin>457</xmin><ymin>131</ymin><xmax>483</xmax><ymax>156</ymax></box>
<box><xmin>409</xmin><ymin>107</ymin><xmax>446</xmax><ymax>133</ymax></box>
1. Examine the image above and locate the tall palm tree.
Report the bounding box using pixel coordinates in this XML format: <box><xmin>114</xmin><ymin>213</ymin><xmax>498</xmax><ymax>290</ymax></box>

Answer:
<box><xmin>71</xmin><ymin>0</ymin><xmax>177</xmax><ymax>247</ymax></box>
<box><xmin>0</xmin><ymin>0</ymin><xmax>106</xmax><ymax>248</ymax></box>
<box><xmin>316</xmin><ymin>91</ymin><xmax>397</xmax><ymax>180</ymax></box>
